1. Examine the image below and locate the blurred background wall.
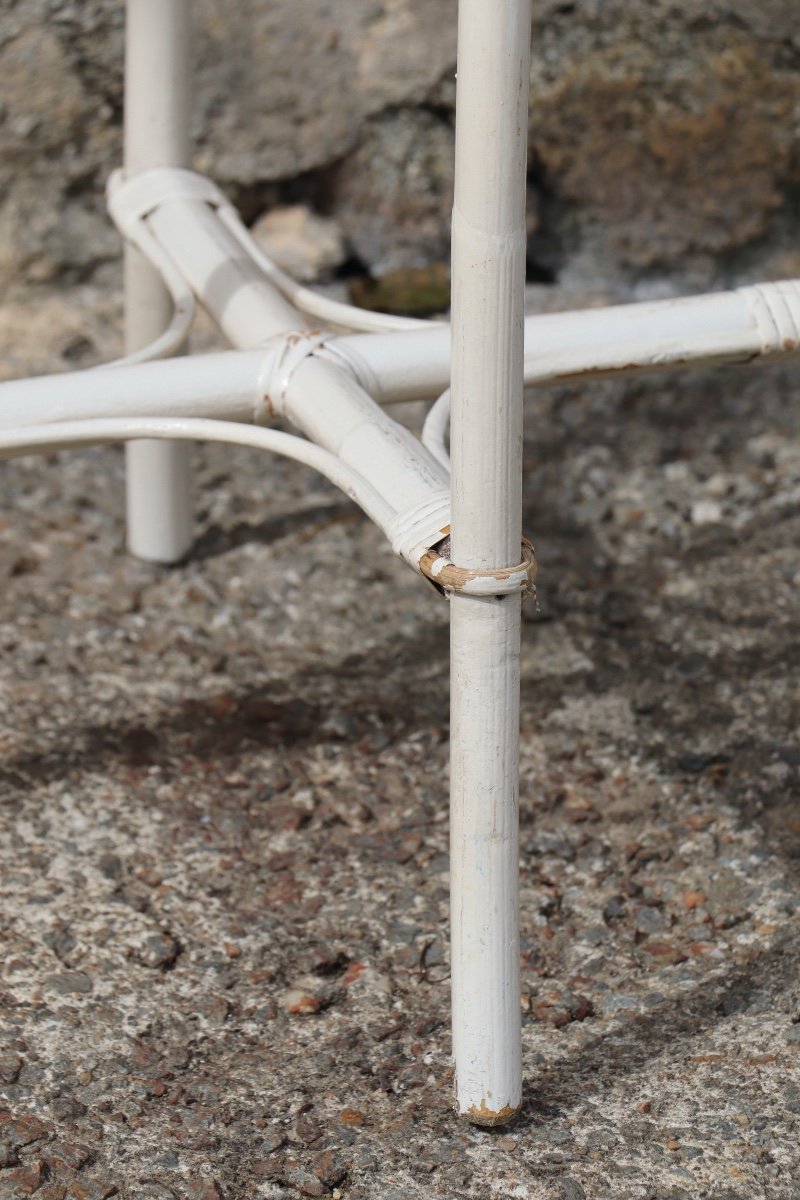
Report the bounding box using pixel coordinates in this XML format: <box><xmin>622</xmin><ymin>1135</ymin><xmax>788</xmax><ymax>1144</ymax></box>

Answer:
<box><xmin>1</xmin><ymin>0</ymin><xmax>798</xmax><ymax>304</ymax></box>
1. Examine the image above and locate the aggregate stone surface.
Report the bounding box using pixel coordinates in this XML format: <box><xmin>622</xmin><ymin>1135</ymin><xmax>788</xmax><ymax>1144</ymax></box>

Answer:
<box><xmin>1</xmin><ymin>288</ymin><xmax>799</xmax><ymax>1198</ymax></box>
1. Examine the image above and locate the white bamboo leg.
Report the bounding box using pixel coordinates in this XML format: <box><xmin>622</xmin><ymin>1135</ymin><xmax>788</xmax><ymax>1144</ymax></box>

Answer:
<box><xmin>124</xmin><ymin>0</ymin><xmax>193</xmax><ymax>562</ymax></box>
<box><xmin>449</xmin><ymin>0</ymin><xmax>532</xmax><ymax>1124</ymax></box>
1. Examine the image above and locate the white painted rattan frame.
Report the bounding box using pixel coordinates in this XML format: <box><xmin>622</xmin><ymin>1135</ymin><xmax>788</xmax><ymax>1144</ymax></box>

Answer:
<box><xmin>2</xmin><ymin>0</ymin><xmax>800</xmax><ymax>1125</ymax></box>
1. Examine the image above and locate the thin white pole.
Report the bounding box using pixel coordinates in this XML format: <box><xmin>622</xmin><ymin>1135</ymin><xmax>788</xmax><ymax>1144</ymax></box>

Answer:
<box><xmin>124</xmin><ymin>0</ymin><xmax>193</xmax><ymax>562</ymax></box>
<box><xmin>449</xmin><ymin>0</ymin><xmax>532</xmax><ymax>1124</ymax></box>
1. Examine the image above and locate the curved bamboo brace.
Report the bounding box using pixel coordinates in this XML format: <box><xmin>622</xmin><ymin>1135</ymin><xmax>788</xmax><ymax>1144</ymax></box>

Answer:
<box><xmin>421</xmin><ymin>387</ymin><xmax>451</xmax><ymax>468</ymax></box>
<box><xmin>0</xmin><ymin>417</ymin><xmax>395</xmax><ymax>534</ymax></box>
<box><xmin>216</xmin><ymin>204</ymin><xmax>432</xmax><ymax>335</ymax></box>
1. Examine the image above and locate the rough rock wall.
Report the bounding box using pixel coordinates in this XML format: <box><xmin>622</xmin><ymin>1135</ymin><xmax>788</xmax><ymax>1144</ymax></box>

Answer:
<box><xmin>1</xmin><ymin>0</ymin><xmax>798</xmax><ymax>296</ymax></box>
<box><xmin>530</xmin><ymin>0</ymin><xmax>800</xmax><ymax>292</ymax></box>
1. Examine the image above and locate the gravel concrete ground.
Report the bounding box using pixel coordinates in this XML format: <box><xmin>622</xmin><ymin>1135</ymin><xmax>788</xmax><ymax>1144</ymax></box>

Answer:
<box><xmin>1</xmin><ymin>286</ymin><xmax>799</xmax><ymax>1200</ymax></box>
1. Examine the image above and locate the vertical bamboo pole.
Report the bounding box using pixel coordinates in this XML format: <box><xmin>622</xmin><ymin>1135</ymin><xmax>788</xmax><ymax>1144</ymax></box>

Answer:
<box><xmin>449</xmin><ymin>0</ymin><xmax>532</xmax><ymax>1124</ymax></box>
<box><xmin>123</xmin><ymin>0</ymin><xmax>193</xmax><ymax>562</ymax></box>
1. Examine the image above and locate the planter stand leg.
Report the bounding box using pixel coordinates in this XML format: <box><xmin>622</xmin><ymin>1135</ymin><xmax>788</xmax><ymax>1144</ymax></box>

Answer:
<box><xmin>123</xmin><ymin>0</ymin><xmax>193</xmax><ymax>563</ymax></box>
<box><xmin>449</xmin><ymin>0</ymin><xmax>532</xmax><ymax>1125</ymax></box>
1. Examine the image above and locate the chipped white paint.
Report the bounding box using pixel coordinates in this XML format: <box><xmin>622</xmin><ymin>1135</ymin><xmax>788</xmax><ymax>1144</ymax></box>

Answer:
<box><xmin>742</xmin><ymin>280</ymin><xmax>800</xmax><ymax>353</ymax></box>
